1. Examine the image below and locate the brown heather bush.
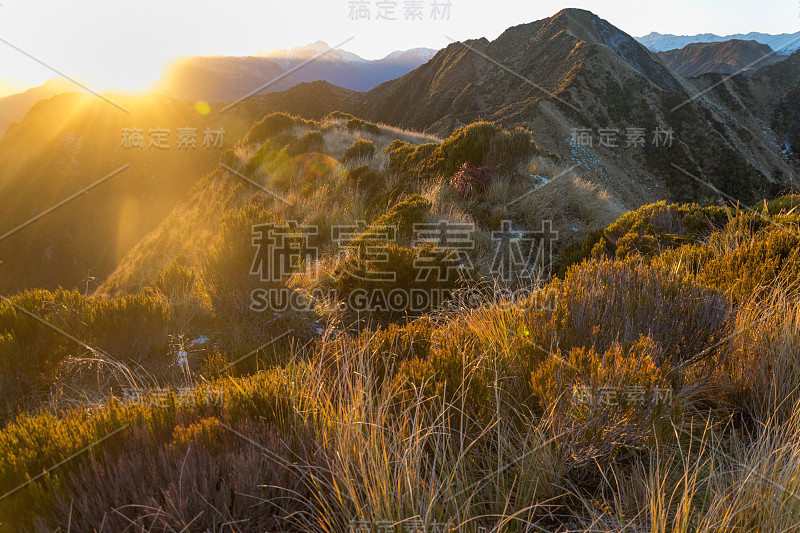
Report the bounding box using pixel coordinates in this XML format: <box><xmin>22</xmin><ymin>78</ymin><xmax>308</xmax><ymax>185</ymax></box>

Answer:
<box><xmin>0</xmin><ymin>368</ymin><xmax>324</xmax><ymax>532</ymax></box>
<box><xmin>285</xmin><ymin>129</ymin><xmax>325</xmax><ymax>156</ymax></box>
<box><xmin>40</xmin><ymin>418</ymin><xmax>321</xmax><ymax>533</ymax></box>
<box><xmin>551</xmin><ymin>259</ymin><xmax>732</xmax><ymax>366</ymax></box>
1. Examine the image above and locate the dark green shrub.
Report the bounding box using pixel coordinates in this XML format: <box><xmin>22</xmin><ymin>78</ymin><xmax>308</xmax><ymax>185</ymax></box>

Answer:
<box><xmin>87</xmin><ymin>293</ymin><xmax>170</xmax><ymax>362</ymax></box>
<box><xmin>322</xmin><ymin>242</ymin><xmax>463</xmax><ymax>326</ymax></box>
<box><xmin>385</xmin><ymin>140</ymin><xmax>417</xmax><ymax>173</ymax></box>
<box><xmin>385</xmin><ymin>142</ymin><xmax>440</xmax><ymax>175</ymax></box>
<box><xmin>0</xmin><ymin>289</ymin><xmax>173</xmax><ymax>420</ymax></box>
<box><xmin>345</xmin><ymin>118</ymin><xmax>381</xmax><ymax>136</ymax></box>
<box><xmin>345</xmin><ymin>165</ymin><xmax>380</xmax><ymax>195</ymax></box>
<box><xmin>286</xmin><ymin>130</ymin><xmax>324</xmax><ymax>156</ymax></box>
<box><xmin>360</xmin><ymin>194</ymin><xmax>431</xmax><ymax>243</ymax></box>
<box><xmin>325</xmin><ymin>110</ymin><xmax>357</xmax><ymax>122</ymax></box>
<box><xmin>555</xmin><ymin>229</ymin><xmax>610</xmax><ymax>277</ymax></box>
<box><xmin>419</xmin><ymin>122</ymin><xmax>539</xmax><ymax>177</ymax></box>
<box><xmin>557</xmin><ymin>202</ymin><xmax>729</xmax><ymax>272</ymax></box>
<box><xmin>343</xmin><ymin>139</ymin><xmax>376</xmax><ymax>163</ymax></box>
<box><xmin>242</xmin><ymin>112</ymin><xmax>314</xmax><ymax>145</ymax></box>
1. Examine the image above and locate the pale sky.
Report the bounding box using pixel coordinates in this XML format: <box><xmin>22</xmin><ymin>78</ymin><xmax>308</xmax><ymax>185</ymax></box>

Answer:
<box><xmin>0</xmin><ymin>0</ymin><xmax>797</xmax><ymax>96</ymax></box>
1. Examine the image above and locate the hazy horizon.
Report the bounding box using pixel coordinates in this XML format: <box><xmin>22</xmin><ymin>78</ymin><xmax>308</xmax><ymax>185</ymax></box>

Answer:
<box><xmin>0</xmin><ymin>0</ymin><xmax>796</xmax><ymax>97</ymax></box>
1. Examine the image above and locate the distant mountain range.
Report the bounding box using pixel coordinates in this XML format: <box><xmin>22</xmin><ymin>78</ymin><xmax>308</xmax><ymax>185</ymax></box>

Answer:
<box><xmin>657</xmin><ymin>40</ymin><xmax>784</xmax><ymax>77</ymax></box>
<box><xmin>155</xmin><ymin>42</ymin><xmax>437</xmax><ymax>102</ymax></box>
<box><xmin>0</xmin><ymin>78</ymin><xmax>80</xmax><ymax>137</ymax></box>
<box><xmin>637</xmin><ymin>31</ymin><xmax>800</xmax><ymax>55</ymax></box>
<box><xmin>0</xmin><ymin>44</ymin><xmax>436</xmax><ymax>136</ymax></box>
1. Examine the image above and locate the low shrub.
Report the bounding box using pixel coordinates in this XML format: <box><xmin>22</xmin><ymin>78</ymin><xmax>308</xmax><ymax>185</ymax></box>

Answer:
<box><xmin>343</xmin><ymin>139</ymin><xmax>376</xmax><ymax>163</ymax></box>
<box><xmin>314</xmin><ymin>242</ymin><xmax>463</xmax><ymax>326</ymax></box>
<box><xmin>324</xmin><ymin>110</ymin><xmax>357</xmax><ymax>122</ymax></box>
<box><xmin>242</xmin><ymin>112</ymin><xmax>305</xmax><ymax>145</ymax></box>
<box><xmin>0</xmin><ymin>289</ymin><xmax>173</xmax><ymax>420</ymax></box>
<box><xmin>0</xmin><ymin>371</ymin><xmax>320</xmax><ymax>532</ymax></box>
<box><xmin>345</xmin><ymin>118</ymin><xmax>381</xmax><ymax>136</ymax></box>
<box><xmin>699</xmin><ymin>224</ymin><xmax>800</xmax><ymax>296</ymax></box>
<box><xmin>345</xmin><ymin>165</ymin><xmax>380</xmax><ymax>195</ymax></box>
<box><xmin>557</xmin><ymin>201</ymin><xmax>729</xmax><ymax>273</ymax></box>
<box><xmin>363</xmin><ymin>194</ymin><xmax>431</xmax><ymax>243</ymax></box>
<box><xmin>531</xmin><ymin>337</ymin><xmax>679</xmax><ymax>482</ymax></box>
<box><xmin>549</xmin><ymin>259</ymin><xmax>732</xmax><ymax>366</ymax></box>
<box><xmin>286</xmin><ymin>130</ymin><xmax>324</xmax><ymax>156</ymax></box>
<box><xmin>420</xmin><ymin>122</ymin><xmax>539</xmax><ymax>177</ymax></box>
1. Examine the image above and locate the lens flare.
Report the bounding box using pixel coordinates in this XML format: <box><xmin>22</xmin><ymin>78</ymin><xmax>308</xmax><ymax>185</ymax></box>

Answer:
<box><xmin>195</xmin><ymin>101</ymin><xmax>211</xmax><ymax>115</ymax></box>
<box><xmin>295</xmin><ymin>152</ymin><xmax>344</xmax><ymax>183</ymax></box>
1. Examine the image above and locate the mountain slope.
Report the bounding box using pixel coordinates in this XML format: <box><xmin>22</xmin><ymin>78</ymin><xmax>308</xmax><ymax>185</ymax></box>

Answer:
<box><xmin>658</xmin><ymin>40</ymin><xmax>782</xmax><ymax>77</ymax></box>
<box><xmin>348</xmin><ymin>8</ymin><xmax>788</xmax><ymax>206</ymax></box>
<box><xmin>687</xmin><ymin>50</ymin><xmax>800</xmax><ymax>163</ymax></box>
<box><xmin>0</xmin><ymin>78</ymin><xmax>79</xmax><ymax>137</ymax></box>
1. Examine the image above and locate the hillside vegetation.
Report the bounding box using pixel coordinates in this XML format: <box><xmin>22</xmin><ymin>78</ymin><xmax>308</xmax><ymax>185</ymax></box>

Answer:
<box><xmin>2</xmin><ymin>106</ymin><xmax>800</xmax><ymax>532</ymax></box>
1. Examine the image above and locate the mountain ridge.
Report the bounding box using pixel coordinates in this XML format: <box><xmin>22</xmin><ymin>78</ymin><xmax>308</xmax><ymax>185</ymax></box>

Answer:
<box><xmin>637</xmin><ymin>30</ymin><xmax>800</xmax><ymax>55</ymax></box>
<box><xmin>657</xmin><ymin>39</ymin><xmax>783</xmax><ymax>77</ymax></box>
